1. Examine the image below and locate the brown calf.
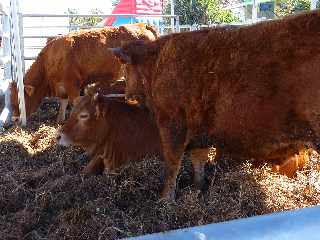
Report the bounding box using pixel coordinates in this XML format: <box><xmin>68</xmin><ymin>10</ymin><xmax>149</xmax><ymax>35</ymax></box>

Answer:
<box><xmin>56</xmin><ymin>93</ymin><xmax>161</xmax><ymax>174</ymax></box>
<box><xmin>111</xmin><ymin>10</ymin><xmax>320</xmax><ymax>199</ymax></box>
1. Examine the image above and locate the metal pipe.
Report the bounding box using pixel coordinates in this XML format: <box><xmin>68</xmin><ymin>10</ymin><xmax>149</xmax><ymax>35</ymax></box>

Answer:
<box><xmin>22</xmin><ymin>13</ymin><xmax>177</xmax><ymax>18</ymax></box>
<box><xmin>252</xmin><ymin>0</ymin><xmax>258</xmax><ymax>22</ymax></box>
<box><xmin>10</xmin><ymin>0</ymin><xmax>26</xmax><ymax>126</ymax></box>
<box><xmin>18</xmin><ymin>13</ymin><xmax>25</xmax><ymax>75</ymax></box>
<box><xmin>125</xmin><ymin>206</ymin><xmax>320</xmax><ymax>240</ymax></box>
<box><xmin>104</xmin><ymin>94</ymin><xmax>126</xmax><ymax>98</ymax></box>
<box><xmin>0</xmin><ymin>2</ymin><xmax>12</xmax><ymax>130</ymax></box>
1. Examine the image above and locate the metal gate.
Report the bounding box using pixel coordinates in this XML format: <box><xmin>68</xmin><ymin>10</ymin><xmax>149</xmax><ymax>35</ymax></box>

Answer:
<box><xmin>0</xmin><ymin>0</ymin><xmax>26</xmax><ymax>129</ymax></box>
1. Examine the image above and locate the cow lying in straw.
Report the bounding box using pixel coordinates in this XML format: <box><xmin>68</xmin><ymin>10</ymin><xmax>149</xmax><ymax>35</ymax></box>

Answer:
<box><xmin>56</xmin><ymin>91</ymin><xmax>161</xmax><ymax>174</ymax></box>
<box><xmin>110</xmin><ymin>10</ymin><xmax>320</xmax><ymax>199</ymax></box>
<box><xmin>10</xmin><ymin>23</ymin><xmax>158</xmax><ymax>123</ymax></box>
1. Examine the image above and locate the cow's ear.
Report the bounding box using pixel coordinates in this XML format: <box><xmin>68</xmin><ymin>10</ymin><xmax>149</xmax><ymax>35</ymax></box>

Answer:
<box><xmin>109</xmin><ymin>47</ymin><xmax>132</xmax><ymax>64</ymax></box>
<box><xmin>24</xmin><ymin>85</ymin><xmax>35</xmax><ymax>96</ymax></box>
<box><xmin>119</xmin><ymin>26</ymin><xmax>127</xmax><ymax>32</ymax></box>
<box><xmin>85</xmin><ymin>82</ymin><xmax>101</xmax><ymax>97</ymax></box>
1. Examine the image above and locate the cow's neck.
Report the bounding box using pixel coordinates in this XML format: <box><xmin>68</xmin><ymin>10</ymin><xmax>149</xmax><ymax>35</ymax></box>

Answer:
<box><xmin>26</xmin><ymin>84</ymin><xmax>48</xmax><ymax>117</ymax></box>
<box><xmin>23</xmin><ymin>55</ymin><xmax>50</xmax><ymax>117</ymax></box>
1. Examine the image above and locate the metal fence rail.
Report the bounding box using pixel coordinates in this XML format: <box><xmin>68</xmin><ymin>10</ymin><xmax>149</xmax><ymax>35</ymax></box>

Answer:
<box><xmin>125</xmin><ymin>206</ymin><xmax>320</xmax><ymax>240</ymax></box>
<box><xmin>20</xmin><ymin>13</ymin><xmax>179</xmax><ymax>72</ymax></box>
<box><xmin>9</xmin><ymin>0</ymin><xmax>26</xmax><ymax>126</ymax></box>
<box><xmin>0</xmin><ymin>1</ymin><xmax>12</xmax><ymax>129</ymax></box>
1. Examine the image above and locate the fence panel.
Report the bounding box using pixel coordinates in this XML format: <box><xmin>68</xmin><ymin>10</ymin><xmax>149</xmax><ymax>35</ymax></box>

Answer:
<box><xmin>0</xmin><ymin>1</ymin><xmax>12</xmax><ymax>130</ymax></box>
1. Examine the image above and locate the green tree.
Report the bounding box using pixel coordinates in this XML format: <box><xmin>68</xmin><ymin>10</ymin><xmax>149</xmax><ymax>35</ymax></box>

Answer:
<box><xmin>201</xmin><ymin>0</ymin><xmax>239</xmax><ymax>23</ymax></box>
<box><xmin>164</xmin><ymin>0</ymin><xmax>206</xmax><ymax>25</ymax></box>
<box><xmin>275</xmin><ymin>0</ymin><xmax>311</xmax><ymax>16</ymax></box>
<box><xmin>164</xmin><ymin>0</ymin><xmax>238</xmax><ymax>25</ymax></box>
<box><xmin>66</xmin><ymin>8</ymin><xmax>104</xmax><ymax>29</ymax></box>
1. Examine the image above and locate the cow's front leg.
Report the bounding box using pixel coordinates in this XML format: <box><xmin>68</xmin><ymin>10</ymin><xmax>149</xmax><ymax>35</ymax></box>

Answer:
<box><xmin>158</xmin><ymin>123</ymin><xmax>186</xmax><ymax>200</ymax></box>
<box><xmin>57</xmin><ymin>98</ymin><xmax>69</xmax><ymax>123</ymax></box>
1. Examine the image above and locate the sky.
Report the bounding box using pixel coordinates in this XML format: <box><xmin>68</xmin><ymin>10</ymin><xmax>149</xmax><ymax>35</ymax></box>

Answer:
<box><xmin>20</xmin><ymin>0</ymin><xmax>113</xmax><ymax>14</ymax></box>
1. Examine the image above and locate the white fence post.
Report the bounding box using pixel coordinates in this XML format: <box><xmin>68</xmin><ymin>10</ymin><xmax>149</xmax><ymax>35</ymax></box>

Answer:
<box><xmin>252</xmin><ymin>0</ymin><xmax>258</xmax><ymax>23</ymax></box>
<box><xmin>9</xmin><ymin>0</ymin><xmax>26</xmax><ymax>126</ymax></box>
<box><xmin>18</xmin><ymin>13</ymin><xmax>24</xmax><ymax>74</ymax></box>
<box><xmin>170</xmin><ymin>0</ymin><xmax>175</xmax><ymax>32</ymax></box>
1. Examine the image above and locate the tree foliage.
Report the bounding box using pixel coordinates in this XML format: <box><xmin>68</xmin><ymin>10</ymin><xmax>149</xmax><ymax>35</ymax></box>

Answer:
<box><xmin>164</xmin><ymin>0</ymin><xmax>238</xmax><ymax>25</ymax></box>
<box><xmin>201</xmin><ymin>0</ymin><xmax>239</xmax><ymax>23</ymax></box>
<box><xmin>275</xmin><ymin>0</ymin><xmax>311</xmax><ymax>16</ymax></box>
<box><xmin>66</xmin><ymin>8</ymin><xmax>104</xmax><ymax>29</ymax></box>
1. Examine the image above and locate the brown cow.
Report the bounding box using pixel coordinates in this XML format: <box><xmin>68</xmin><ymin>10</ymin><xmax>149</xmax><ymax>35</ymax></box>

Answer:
<box><xmin>111</xmin><ymin>10</ymin><xmax>320</xmax><ymax>199</ymax></box>
<box><xmin>56</xmin><ymin>93</ymin><xmax>161</xmax><ymax>174</ymax></box>
<box><xmin>10</xmin><ymin>23</ymin><xmax>158</xmax><ymax>123</ymax></box>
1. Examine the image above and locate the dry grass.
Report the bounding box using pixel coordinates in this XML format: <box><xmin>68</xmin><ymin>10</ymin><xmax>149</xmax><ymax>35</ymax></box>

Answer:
<box><xmin>0</xmin><ymin>99</ymin><xmax>319</xmax><ymax>240</ymax></box>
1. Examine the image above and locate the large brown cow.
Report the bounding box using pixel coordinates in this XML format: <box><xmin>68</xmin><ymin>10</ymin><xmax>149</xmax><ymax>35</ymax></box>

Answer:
<box><xmin>56</xmin><ymin>93</ymin><xmax>161</xmax><ymax>174</ymax></box>
<box><xmin>111</xmin><ymin>10</ymin><xmax>320</xmax><ymax>199</ymax></box>
<box><xmin>10</xmin><ymin>23</ymin><xmax>158</xmax><ymax>123</ymax></box>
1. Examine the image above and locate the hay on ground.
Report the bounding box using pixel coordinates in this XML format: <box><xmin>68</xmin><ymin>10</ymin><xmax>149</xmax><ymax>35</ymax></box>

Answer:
<box><xmin>0</xmin><ymin>99</ymin><xmax>319</xmax><ymax>240</ymax></box>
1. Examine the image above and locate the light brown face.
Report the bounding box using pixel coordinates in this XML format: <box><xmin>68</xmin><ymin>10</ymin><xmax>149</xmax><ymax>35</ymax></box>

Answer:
<box><xmin>9</xmin><ymin>82</ymin><xmax>20</xmax><ymax>122</ymax></box>
<box><xmin>56</xmin><ymin>96</ymin><xmax>99</xmax><ymax>148</ymax></box>
<box><xmin>9</xmin><ymin>82</ymin><xmax>35</xmax><ymax>122</ymax></box>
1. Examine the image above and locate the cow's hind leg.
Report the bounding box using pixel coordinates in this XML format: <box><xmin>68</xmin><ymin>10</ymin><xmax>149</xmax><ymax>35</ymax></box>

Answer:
<box><xmin>188</xmin><ymin>138</ymin><xmax>221</xmax><ymax>194</ymax></box>
<box><xmin>271</xmin><ymin>147</ymin><xmax>310</xmax><ymax>177</ymax></box>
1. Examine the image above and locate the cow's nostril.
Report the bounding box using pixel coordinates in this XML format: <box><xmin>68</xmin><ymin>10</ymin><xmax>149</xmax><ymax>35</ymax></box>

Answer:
<box><xmin>56</xmin><ymin>135</ymin><xmax>61</xmax><ymax>141</ymax></box>
<box><xmin>12</xmin><ymin>117</ymin><xmax>19</xmax><ymax>123</ymax></box>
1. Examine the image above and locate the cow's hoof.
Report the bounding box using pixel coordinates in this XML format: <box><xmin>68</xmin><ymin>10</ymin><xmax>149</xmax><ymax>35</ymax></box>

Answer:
<box><xmin>81</xmin><ymin>167</ymin><xmax>95</xmax><ymax>176</ymax></box>
<box><xmin>159</xmin><ymin>189</ymin><xmax>176</xmax><ymax>201</ymax></box>
<box><xmin>194</xmin><ymin>176</ymin><xmax>210</xmax><ymax>194</ymax></box>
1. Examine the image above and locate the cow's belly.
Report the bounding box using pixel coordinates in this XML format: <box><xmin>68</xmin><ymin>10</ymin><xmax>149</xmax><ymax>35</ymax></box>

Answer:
<box><xmin>210</xmin><ymin>90</ymin><xmax>309</xmax><ymax>158</ymax></box>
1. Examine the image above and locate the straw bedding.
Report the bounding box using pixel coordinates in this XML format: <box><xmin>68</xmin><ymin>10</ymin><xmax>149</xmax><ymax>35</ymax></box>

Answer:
<box><xmin>0</xmin><ymin>98</ymin><xmax>319</xmax><ymax>240</ymax></box>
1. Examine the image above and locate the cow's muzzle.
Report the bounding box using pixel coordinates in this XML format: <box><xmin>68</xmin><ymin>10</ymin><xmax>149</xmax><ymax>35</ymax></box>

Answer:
<box><xmin>56</xmin><ymin>131</ymin><xmax>72</xmax><ymax>147</ymax></box>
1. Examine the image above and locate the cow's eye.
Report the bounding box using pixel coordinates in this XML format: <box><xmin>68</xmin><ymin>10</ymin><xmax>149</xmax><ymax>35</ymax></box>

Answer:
<box><xmin>79</xmin><ymin>113</ymin><xmax>89</xmax><ymax>120</ymax></box>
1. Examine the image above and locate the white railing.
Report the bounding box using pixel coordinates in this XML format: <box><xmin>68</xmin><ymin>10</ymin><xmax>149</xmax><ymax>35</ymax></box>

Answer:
<box><xmin>20</xmin><ymin>13</ymin><xmax>179</xmax><ymax>73</ymax></box>
<box><xmin>9</xmin><ymin>0</ymin><xmax>26</xmax><ymax>126</ymax></box>
<box><xmin>0</xmin><ymin>1</ymin><xmax>12</xmax><ymax>129</ymax></box>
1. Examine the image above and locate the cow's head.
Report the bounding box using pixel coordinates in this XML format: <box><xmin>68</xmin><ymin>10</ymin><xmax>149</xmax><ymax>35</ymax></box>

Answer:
<box><xmin>9</xmin><ymin>82</ymin><xmax>35</xmax><ymax>123</ymax></box>
<box><xmin>119</xmin><ymin>23</ymin><xmax>159</xmax><ymax>42</ymax></box>
<box><xmin>56</xmin><ymin>94</ymin><xmax>105</xmax><ymax>149</ymax></box>
<box><xmin>109</xmin><ymin>40</ymin><xmax>158</xmax><ymax>104</ymax></box>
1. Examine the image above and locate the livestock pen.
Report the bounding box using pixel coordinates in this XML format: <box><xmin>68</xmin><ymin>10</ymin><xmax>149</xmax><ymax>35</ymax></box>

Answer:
<box><xmin>1</xmin><ymin>0</ymin><xmax>320</xmax><ymax>240</ymax></box>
